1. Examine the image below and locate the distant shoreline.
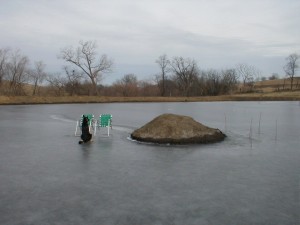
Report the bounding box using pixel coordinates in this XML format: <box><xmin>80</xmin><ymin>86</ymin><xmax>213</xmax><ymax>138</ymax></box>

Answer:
<box><xmin>1</xmin><ymin>91</ymin><xmax>300</xmax><ymax>105</ymax></box>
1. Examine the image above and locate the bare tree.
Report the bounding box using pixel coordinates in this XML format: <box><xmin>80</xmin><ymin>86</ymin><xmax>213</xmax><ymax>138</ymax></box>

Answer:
<box><xmin>269</xmin><ymin>73</ymin><xmax>279</xmax><ymax>80</ymax></box>
<box><xmin>236</xmin><ymin>63</ymin><xmax>260</xmax><ymax>91</ymax></box>
<box><xmin>60</xmin><ymin>40</ymin><xmax>113</xmax><ymax>95</ymax></box>
<box><xmin>206</xmin><ymin>69</ymin><xmax>221</xmax><ymax>95</ymax></box>
<box><xmin>221</xmin><ymin>69</ymin><xmax>238</xmax><ymax>94</ymax></box>
<box><xmin>46</xmin><ymin>73</ymin><xmax>66</xmax><ymax>96</ymax></box>
<box><xmin>155</xmin><ymin>54</ymin><xmax>170</xmax><ymax>96</ymax></box>
<box><xmin>170</xmin><ymin>57</ymin><xmax>199</xmax><ymax>97</ymax></box>
<box><xmin>6</xmin><ymin>49</ymin><xmax>30</xmax><ymax>95</ymax></box>
<box><xmin>29</xmin><ymin>61</ymin><xmax>47</xmax><ymax>95</ymax></box>
<box><xmin>283</xmin><ymin>53</ymin><xmax>299</xmax><ymax>90</ymax></box>
<box><xmin>138</xmin><ymin>79</ymin><xmax>159</xmax><ymax>97</ymax></box>
<box><xmin>113</xmin><ymin>74</ymin><xmax>138</xmax><ymax>97</ymax></box>
<box><xmin>63</xmin><ymin>66</ymin><xmax>83</xmax><ymax>96</ymax></box>
<box><xmin>0</xmin><ymin>48</ymin><xmax>10</xmax><ymax>86</ymax></box>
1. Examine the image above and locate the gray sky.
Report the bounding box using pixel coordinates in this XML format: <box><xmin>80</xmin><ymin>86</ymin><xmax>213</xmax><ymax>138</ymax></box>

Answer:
<box><xmin>1</xmin><ymin>0</ymin><xmax>299</xmax><ymax>84</ymax></box>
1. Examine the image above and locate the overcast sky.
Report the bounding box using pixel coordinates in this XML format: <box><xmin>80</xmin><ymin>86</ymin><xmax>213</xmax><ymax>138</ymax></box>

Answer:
<box><xmin>1</xmin><ymin>0</ymin><xmax>299</xmax><ymax>84</ymax></box>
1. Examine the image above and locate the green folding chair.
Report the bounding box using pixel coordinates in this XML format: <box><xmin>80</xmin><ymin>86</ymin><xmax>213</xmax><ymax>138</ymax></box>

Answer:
<box><xmin>95</xmin><ymin>114</ymin><xmax>112</xmax><ymax>136</ymax></box>
<box><xmin>75</xmin><ymin>114</ymin><xmax>95</xmax><ymax>136</ymax></box>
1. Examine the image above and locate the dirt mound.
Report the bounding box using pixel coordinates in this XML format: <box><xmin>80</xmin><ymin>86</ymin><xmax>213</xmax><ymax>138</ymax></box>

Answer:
<box><xmin>131</xmin><ymin>113</ymin><xmax>226</xmax><ymax>144</ymax></box>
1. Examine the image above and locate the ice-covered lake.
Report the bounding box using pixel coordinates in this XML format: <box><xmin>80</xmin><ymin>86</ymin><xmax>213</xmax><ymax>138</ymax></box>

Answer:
<box><xmin>0</xmin><ymin>102</ymin><xmax>299</xmax><ymax>225</ymax></box>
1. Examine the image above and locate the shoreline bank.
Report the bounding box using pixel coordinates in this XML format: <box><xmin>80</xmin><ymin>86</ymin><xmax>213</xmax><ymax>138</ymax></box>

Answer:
<box><xmin>1</xmin><ymin>91</ymin><xmax>300</xmax><ymax>105</ymax></box>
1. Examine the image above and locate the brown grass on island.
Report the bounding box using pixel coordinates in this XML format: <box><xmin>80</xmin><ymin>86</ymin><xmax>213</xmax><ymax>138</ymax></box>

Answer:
<box><xmin>131</xmin><ymin>113</ymin><xmax>226</xmax><ymax>144</ymax></box>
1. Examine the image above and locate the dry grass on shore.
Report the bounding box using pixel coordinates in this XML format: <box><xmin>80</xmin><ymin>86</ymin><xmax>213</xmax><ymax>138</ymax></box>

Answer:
<box><xmin>1</xmin><ymin>90</ymin><xmax>300</xmax><ymax>105</ymax></box>
<box><xmin>1</xmin><ymin>77</ymin><xmax>300</xmax><ymax>105</ymax></box>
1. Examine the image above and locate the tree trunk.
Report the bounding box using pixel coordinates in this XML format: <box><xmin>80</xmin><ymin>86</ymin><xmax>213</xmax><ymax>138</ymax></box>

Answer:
<box><xmin>91</xmin><ymin>78</ymin><xmax>98</xmax><ymax>95</ymax></box>
<box><xmin>32</xmin><ymin>80</ymin><xmax>38</xmax><ymax>95</ymax></box>
<box><xmin>290</xmin><ymin>76</ymin><xmax>294</xmax><ymax>90</ymax></box>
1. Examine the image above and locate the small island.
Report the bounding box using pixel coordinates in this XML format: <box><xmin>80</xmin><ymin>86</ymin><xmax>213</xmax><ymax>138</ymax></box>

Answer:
<box><xmin>131</xmin><ymin>113</ymin><xmax>226</xmax><ymax>144</ymax></box>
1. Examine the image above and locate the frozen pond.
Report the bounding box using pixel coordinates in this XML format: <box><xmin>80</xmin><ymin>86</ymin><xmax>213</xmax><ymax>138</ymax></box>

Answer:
<box><xmin>0</xmin><ymin>102</ymin><xmax>299</xmax><ymax>225</ymax></box>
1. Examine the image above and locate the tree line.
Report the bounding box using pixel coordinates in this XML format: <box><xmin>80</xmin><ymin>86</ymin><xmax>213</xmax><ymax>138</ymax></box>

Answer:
<box><xmin>0</xmin><ymin>40</ymin><xmax>299</xmax><ymax>97</ymax></box>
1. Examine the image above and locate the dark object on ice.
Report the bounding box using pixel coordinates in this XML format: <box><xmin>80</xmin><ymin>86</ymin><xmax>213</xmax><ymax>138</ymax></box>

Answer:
<box><xmin>79</xmin><ymin>116</ymin><xmax>92</xmax><ymax>144</ymax></box>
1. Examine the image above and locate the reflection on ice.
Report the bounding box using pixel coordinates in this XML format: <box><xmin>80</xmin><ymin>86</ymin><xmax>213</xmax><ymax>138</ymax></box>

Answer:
<box><xmin>50</xmin><ymin>114</ymin><xmax>75</xmax><ymax>123</ymax></box>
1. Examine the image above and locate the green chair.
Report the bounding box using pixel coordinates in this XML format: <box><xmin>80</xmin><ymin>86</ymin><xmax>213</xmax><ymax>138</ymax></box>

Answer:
<box><xmin>75</xmin><ymin>114</ymin><xmax>95</xmax><ymax>136</ymax></box>
<box><xmin>95</xmin><ymin>114</ymin><xmax>112</xmax><ymax>136</ymax></box>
